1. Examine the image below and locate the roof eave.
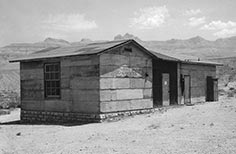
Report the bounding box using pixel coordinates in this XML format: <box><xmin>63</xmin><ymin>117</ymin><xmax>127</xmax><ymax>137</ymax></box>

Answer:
<box><xmin>9</xmin><ymin>39</ymin><xmax>133</xmax><ymax>63</ymax></box>
<box><xmin>181</xmin><ymin>61</ymin><xmax>223</xmax><ymax>66</ymax></box>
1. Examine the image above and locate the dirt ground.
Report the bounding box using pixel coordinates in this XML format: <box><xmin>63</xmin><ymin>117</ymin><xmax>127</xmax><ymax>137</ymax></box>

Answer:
<box><xmin>0</xmin><ymin>96</ymin><xmax>236</xmax><ymax>154</ymax></box>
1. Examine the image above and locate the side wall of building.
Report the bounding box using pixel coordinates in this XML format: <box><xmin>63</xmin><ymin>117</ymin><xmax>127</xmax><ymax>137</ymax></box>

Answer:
<box><xmin>20</xmin><ymin>55</ymin><xmax>100</xmax><ymax>116</ymax></box>
<box><xmin>178</xmin><ymin>63</ymin><xmax>216</xmax><ymax>104</ymax></box>
<box><xmin>99</xmin><ymin>42</ymin><xmax>153</xmax><ymax>113</ymax></box>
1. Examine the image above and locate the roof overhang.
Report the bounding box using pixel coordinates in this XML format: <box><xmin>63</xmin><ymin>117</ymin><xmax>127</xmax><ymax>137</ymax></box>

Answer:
<box><xmin>9</xmin><ymin>39</ymin><xmax>223</xmax><ymax>66</ymax></box>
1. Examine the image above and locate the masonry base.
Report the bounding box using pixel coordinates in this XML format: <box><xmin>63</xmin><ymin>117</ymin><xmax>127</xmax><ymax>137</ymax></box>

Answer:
<box><xmin>21</xmin><ymin>108</ymin><xmax>163</xmax><ymax>124</ymax></box>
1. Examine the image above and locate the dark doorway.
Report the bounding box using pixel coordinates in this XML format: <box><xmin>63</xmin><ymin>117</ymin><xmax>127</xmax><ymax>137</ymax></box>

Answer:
<box><xmin>184</xmin><ymin>75</ymin><xmax>191</xmax><ymax>104</ymax></box>
<box><xmin>153</xmin><ymin>59</ymin><xmax>178</xmax><ymax>107</ymax></box>
<box><xmin>206</xmin><ymin>76</ymin><xmax>218</xmax><ymax>101</ymax></box>
<box><xmin>162</xmin><ymin>73</ymin><xmax>170</xmax><ymax>106</ymax></box>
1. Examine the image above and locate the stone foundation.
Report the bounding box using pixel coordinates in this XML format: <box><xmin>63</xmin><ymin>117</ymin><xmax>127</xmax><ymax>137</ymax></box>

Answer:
<box><xmin>21</xmin><ymin>110</ymin><xmax>101</xmax><ymax>123</ymax></box>
<box><xmin>21</xmin><ymin>108</ymin><xmax>163</xmax><ymax>123</ymax></box>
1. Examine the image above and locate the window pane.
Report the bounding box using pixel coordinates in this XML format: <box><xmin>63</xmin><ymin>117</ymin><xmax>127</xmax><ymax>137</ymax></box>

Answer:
<box><xmin>56</xmin><ymin>88</ymin><xmax>60</xmax><ymax>95</ymax></box>
<box><xmin>56</xmin><ymin>81</ymin><xmax>60</xmax><ymax>88</ymax></box>
<box><xmin>44</xmin><ymin>63</ymin><xmax>60</xmax><ymax>97</ymax></box>
<box><xmin>55</xmin><ymin>65</ymin><xmax>59</xmax><ymax>72</ymax></box>
<box><xmin>45</xmin><ymin>65</ymin><xmax>50</xmax><ymax>72</ymax></box>
<box><xmin>51</xmin><ymin>73</ymin><xmax>54</xmax><ymax>80</ymax></box>
<box><xmin>55</xmin><ymin>73</ymin><xmax>59</xmax><ymax>79</ymax></box>
<box><xmin>51</xmin><ymin>88</ymin><xmax>55</xmax><ymax>95</ymax></box>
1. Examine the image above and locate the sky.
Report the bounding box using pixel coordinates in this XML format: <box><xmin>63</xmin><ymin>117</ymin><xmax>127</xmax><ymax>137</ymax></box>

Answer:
<box><xmin>0</xmin><ymin>0</ymin><xmax>236</xmax><ymax>46</ymax></box>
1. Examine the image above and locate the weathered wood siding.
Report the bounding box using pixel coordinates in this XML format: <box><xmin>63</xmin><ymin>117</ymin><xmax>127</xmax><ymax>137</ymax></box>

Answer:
<box><xmin>99</xmin><ymin>42</ymin><xmax>153</xmax><ymax>113</ymax></box>
<box><xmin>20</xmin><ymin>55</ymin><xmax>100</xmax><ymax>113</ymax></box>
<box><xmin>178</xmin><ymin>63</ymin><xmax>216</xmax><ymax>104</ymax></box>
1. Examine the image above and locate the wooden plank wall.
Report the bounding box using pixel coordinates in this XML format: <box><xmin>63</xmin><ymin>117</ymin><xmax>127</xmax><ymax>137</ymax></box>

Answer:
<box><xmin>20</xmin><ymin>55</ymin><xmax>100</xmax><ymax>113</ymax></box>
<box><xmin>178</xmin><ymin>63</ymin><xmax>216</xmax><ymax>104</ymax></box>
<box><xmin>99</xmin><ymin>43</ymin><xmax>153</xmax><ymax>113</ymax></box>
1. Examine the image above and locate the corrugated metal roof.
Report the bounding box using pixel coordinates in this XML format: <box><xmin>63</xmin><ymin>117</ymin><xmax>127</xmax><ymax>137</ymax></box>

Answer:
<box><xmin>149</xmin><ymin>50</ymin><xmax>180</xmax><ymax>61</ymax></box>
<box><xmin>150</xmin><ymin>50</ymin><xmax>222</xmax><ymax>66</ymax></box>
<box><xmin>181</xmin><ymin>59</ymin><xmax>223</xmax><ymax>66</ymax></box>
<box><xmin>10</xmin><ymin>39</ymin><xmax>130</xmax><ymax>62</ymax></box>
<box><xmin>9</xmin><ymin>39</ymin><xmax>222</xmax><ymax>66</ymax></box>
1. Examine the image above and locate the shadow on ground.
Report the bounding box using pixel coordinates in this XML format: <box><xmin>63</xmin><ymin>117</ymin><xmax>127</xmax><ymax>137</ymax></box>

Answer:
<box><xmin>0</xmin><ymin>120</ymin><xmax>97</xmax><ymax>126</ymax></box>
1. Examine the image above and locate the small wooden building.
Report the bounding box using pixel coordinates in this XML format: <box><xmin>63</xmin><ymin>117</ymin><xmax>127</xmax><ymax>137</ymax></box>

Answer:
<box><xmin>10</xmin><ymin>40</ymin><xmax>221</xmax><ymax>123</ymax></box>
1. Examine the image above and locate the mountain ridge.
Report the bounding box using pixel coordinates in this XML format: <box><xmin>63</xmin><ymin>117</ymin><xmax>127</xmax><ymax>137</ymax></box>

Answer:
<box><xmin>1</xmin><ymin>33</ymin><xmax>236</xmax><ymax>107</ymax></box>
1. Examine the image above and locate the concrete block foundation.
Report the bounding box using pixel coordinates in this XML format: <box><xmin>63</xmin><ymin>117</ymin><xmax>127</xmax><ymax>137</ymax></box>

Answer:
<box><xmin>20</xmin><ymin>107</ymin><xmax>158</xmax><ymax>123</ymax></box>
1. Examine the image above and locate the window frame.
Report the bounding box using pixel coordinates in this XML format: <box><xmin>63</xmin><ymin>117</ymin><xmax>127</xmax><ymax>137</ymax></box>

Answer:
<box><xmin>44</xmin><ymin>62</ymin><xmax>61</xmax><ymax>99</ymax></box>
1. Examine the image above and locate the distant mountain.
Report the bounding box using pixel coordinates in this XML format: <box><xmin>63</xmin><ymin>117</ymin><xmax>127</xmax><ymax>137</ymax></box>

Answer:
<box><xmin>0</xmin><ymin>37</ymin><xmax>70</xmax><ymax>55</ymax></box>
<box><xmin>1</xmin><ymin>34</ymin><xmax>236</xmax><ymax>93</ymax></box>
<box><xmin>114</xmin><ymin>33</ymin><xmax>143</xmax><ymax>43</ymax></box>
<box><xmin>0</xmin><ymin>34</ymin><xmax>236</xmax><ymax>107</ymax></box>
<box><xmin>113</xmin><ymin>34</ymin><xmax>236</xmax><ymax>59</ymax></box>
<box><xmin>2</xmin><ymin>34</ymin><xmax>236</xmax><ymax>61</ymax></box>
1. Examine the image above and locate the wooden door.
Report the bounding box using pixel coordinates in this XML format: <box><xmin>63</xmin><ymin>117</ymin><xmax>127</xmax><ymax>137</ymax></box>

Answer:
<box><xmin>207</xmin><ymin>76</ymin><xmax>218</xmax><ymax>101</ymax></box>
<box><xmin>184</xmin><ymin>75</ymin><xmax>191</xmax><ymax>104</ymax></box>
<box><xmin>213</xmin><ymin>79</ymin><xmax>218</xmax><ymax>101</ymax></box>
<box><xmin>162</xmin><ymin>73</ymin><xmax>170</xmax><ymax>106</ymax></box>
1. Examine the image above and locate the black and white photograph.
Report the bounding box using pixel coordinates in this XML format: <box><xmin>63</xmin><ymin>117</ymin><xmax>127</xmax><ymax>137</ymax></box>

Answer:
<box><xmin>0</xmin><ymin>0</ymin><xmax>236</xmax><ymax>153</ymax></box>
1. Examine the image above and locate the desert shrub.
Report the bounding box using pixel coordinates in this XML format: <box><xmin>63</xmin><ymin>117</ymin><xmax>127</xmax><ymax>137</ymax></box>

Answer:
<box><xmin>0</xmin><ymin>90</ymin><xmax>20</xmax><ymax>109</ymax></box>
<box><xmin>227</xmin><ymin>91</ymin><xmax>234</xmax><ymax>97</ymax></box>
<box><xmin>226</xmin><ymin>88</ymin><xmax>236</xmax><ymax>97</ymax></box>
<box><xmin>218</xmin><ymin>89</ymin><xmax>226</xmax><ymax>96</ymax></box>
<box><xmin>0</xmin><ymin>110</ymin><xmax>10</xmax><ymax>115</ymax></box>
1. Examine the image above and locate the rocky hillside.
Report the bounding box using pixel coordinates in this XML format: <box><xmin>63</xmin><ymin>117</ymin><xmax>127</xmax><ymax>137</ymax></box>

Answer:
<box><xmin>114</xmin><ymin>33</ymin><xmax>236</xmax><ymax>59</ymax></box>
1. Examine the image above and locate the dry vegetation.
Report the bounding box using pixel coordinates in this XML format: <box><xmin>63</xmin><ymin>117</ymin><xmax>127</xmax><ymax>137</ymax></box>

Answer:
<box><xmin>0</xmin><ymin>69</ymin><xmax>20</xmax><ymax>109</ymax></box>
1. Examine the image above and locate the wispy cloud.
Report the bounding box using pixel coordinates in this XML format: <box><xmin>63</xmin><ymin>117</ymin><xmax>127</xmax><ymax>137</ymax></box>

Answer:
<box><xmin>43</xmin><ymin>13</ymin><xmax>97</xmax><ymax>32</ymax></box>
<box><xmin>201</xmin><ymin>20</ymin><xmax>236</xmax><ymax>37</ymax></box>
<box><xmin>188</xmin><ymin>17</ymin><xmax>206</xmax><ymax>26</ymax></box>
<box><xmin>201</xmin><ymin>20</ymin><xmax>236</xmax><ymax>30</ymax></box>
<box><xmin>130</xmin><ymin>6</ymin><xmax>169</xmax><ymax>29</ymax></box>
<box><xmin>214</xmin><ymin>28</ymin><xmax>236</xmax><ymax>37</ymax></box>
<box><xmin>184</xmin><ymin>9</ymin><xmax>202</xmax><ymax>16</ymax></box>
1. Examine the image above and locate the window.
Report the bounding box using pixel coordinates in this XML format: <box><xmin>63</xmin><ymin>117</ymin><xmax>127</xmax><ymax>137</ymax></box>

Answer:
<box><xmin>44</xmin><ymin>63</ymin><xmax>60</xmax><ymax>98</ymax></box>
<box><xmin>124</xmin><ymin>47</ymin><xmax>132</xmax><ymax>52</ymax></box>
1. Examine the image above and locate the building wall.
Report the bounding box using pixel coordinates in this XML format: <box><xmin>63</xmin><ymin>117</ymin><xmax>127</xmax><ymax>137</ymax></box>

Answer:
<box><xmin>99</xmin><ymin>43</ymin><xmax>153</xmax><ymax>113</ymax></box>
<box><xmin>20</xmin><ymin>55</ymin><xmax>100</xmax><ymax>114</ymax></box>
<box><xmin>178</xmin><ymin>63</ymin><xmax>216</xmax><ymax>104</ymax></box>
<box><xmin>153</xmin><ymin>60</ymin><xmax>178</xmax><ymax>106</ymax></box>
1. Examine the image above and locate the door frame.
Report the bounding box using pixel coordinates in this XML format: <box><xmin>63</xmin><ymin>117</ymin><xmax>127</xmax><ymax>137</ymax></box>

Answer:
<box><xmin>184</xmin><ymin>75</ymin><xmax>191</xmax><ymax>104</ymax></box>
<box><xmin>206</xmin><ymin>76</ymin><xmax>218</xmax><ymax>101</ymax></box>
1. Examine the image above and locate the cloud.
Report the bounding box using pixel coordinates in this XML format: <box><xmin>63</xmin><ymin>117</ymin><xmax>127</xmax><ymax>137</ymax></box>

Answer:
<box><xmin>201</xmin><ymin>20</ymin><xmax>236</xmax><ymax>37</ymax></box>
<box><xmin>214</xmin><ymin>28</ymin><xmax>236</xmax><ymax>37</ymax></box>
<box><xmin>184</xmin><ymin>9</ymin><xmax>202</xmax><ymax>16</ymax></box>
<box><xmin>130</xmin><ymin>6</ymin><xmax>169</xmax><ymax>29</ymax></box>
<box><xmin>43</xmin><ymin>13</ymin><xmax>97</xmax><ymax>32</ymax></box>
<box><xmin>201</xmin><ymin>20</ymin><xmax>236</xmax><ymax>30</ymax></box>
<box><xmin>188</xmin><ymin>17</ymin><xmax>206</xmax><ymax>26</ymax></box>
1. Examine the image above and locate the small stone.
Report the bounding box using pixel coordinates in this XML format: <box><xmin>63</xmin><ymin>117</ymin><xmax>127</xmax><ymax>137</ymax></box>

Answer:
<box><xmin>16</xmin><ymin>132</ymin><xmax>21</xmax><ymax>136</ymax></box>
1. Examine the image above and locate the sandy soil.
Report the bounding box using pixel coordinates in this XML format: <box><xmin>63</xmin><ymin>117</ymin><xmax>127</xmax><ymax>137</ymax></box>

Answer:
<box><xmin>0</xmin><ymin>96</ymin><xmax>236</xmax><ymax>154</ymax></box>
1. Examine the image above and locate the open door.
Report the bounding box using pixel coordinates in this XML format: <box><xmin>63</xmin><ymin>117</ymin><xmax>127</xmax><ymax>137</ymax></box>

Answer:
<box><xmin>213</xmin><ymin>79</ymin><xmax>218</xmax><ymax>101</ymax></box>
<box><xmin>206</xmin><ymin>76</ymin><xmax>218</xmax><ymax>101</ymax></box>
<box><xmin>162</xmin><ymin>73</ymin><xmax>170</xmax><ymax>106</ymax></box>
<box><xmin>184</xmin><ymin>75</ymin><xmax>191</xmax><ymax>104</ymax></box>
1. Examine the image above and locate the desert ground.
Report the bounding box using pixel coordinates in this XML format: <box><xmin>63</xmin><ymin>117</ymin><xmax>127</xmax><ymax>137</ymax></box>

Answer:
<box><xmin>0</xmin><ymin>96</ymin><xmax>236</xmax><ymax>154</ymax></box>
